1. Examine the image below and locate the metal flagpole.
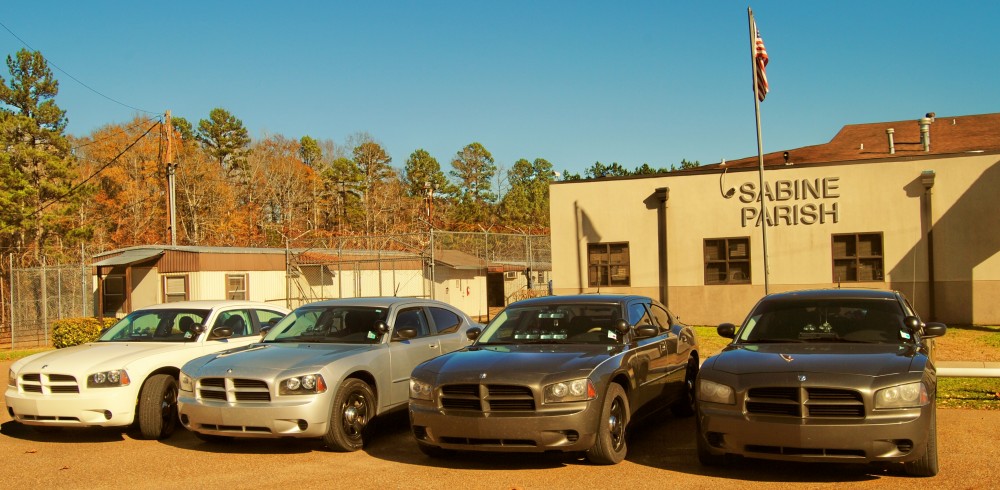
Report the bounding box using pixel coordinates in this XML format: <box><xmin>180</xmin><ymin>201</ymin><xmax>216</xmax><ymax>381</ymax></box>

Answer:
<box><xmin>749</xmin><ymin>7</ymin><xmax>770</xmax><ymax>294</ymax></box>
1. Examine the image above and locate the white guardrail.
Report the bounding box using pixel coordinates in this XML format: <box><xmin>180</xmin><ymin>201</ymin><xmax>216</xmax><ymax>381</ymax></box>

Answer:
<box><xmin>936</xmin><ymin>362</ymin><xmax>1000</xmax><ymax>378</ymax></box>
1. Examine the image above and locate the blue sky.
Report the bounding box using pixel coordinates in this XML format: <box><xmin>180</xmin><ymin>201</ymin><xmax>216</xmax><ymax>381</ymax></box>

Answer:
<box><xmin>1</xmin><ymin>1</ymin><xmax>997</xmax><ymax>177</ymax></box>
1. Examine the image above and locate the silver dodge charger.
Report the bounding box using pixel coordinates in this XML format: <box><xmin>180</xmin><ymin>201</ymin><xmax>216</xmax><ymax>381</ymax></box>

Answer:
<box><xmin>177</xmin><ymin>297</ymin><xmax>478</xmax><ymax>451</ymax></box>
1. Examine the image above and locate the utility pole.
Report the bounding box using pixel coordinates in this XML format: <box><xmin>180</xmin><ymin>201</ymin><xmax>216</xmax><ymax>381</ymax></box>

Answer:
<box><xmin>164</xmin><ymin>110</ymin><xmax>177</xmax><ymax>246</ymax></box>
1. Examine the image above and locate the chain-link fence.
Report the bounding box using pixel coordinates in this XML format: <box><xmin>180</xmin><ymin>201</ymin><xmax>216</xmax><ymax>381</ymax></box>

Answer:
<box><xmin>3</xmin><ymin>261</ymin><xmax>92</xmax><ymax>350</ymax></box>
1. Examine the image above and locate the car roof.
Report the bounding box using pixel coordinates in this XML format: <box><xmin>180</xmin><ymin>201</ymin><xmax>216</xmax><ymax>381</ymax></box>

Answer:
<box><xmin>293</xmin><ymin>296</ymin><xmax>451</xmax><ymax>310</ymax></box>
<box><xmin>760</xmin><ymin>288</ymin><xmax>899</xmax><ymax>302</ymax></box>
<box><xmin>508</xmin><ymin>294</ymin><xmax>650</xmax><ymax>307</ymax></box>
<box><xmin>137</xmin><ymin>300</ymin><xmax>289</xmax><ymax>311</ymax></box>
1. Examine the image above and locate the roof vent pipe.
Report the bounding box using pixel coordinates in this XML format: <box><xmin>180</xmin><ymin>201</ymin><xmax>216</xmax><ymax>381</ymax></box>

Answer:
<box><xmin>886</xmin><ymin>128</ymin><xmax>895</xmax><ymax>155</ymax></box>
<box><xmin>919</xmin><ymin>117</ymin><xmax>933</xmax><ymax>152</ymax></box>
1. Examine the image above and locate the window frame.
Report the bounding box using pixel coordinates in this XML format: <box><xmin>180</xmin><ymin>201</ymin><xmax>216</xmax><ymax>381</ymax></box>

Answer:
<box><xmin>162</xmin><ymin>274</ymin><xmax>189</xmax><ymax>303</ymax></box>
<box><xmin>831</xmin><ymin>232</ymin><xmax>885</xmax><ymax>283</ymax></box>
<box><xmin>587</xmin><ymin>242</ymin><xmax>631</xmax><ymax>287</ymax></box>
<box><xmin>226</xmin><ymin>273</ymin><xmax>249</xmax><ymax>300</ymax></box>
<box><xmin>704</xmin><ymin>237</ymin><xmax>752</xmax><ymax>285</ymax></box>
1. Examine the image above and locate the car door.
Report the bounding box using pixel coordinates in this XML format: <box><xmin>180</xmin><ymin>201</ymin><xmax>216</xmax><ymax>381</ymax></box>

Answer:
<box><xmin>426</xmin><ymin>305</ymin><xmax>472</xmax><ymax>353</ymax></box>
<box><xmin>626</xmin><ymin>300</ymin><xmax>668</xmax><ymax>410</ymax></box>
<box><xmin>648</xmin><ymin>302</ymin><xmax>688</xmax><ymax>396</ymax></box>
<box><xmin>388</xmin><ymin>306</ymin><xmax>443</xmax><ymax>406</ymax></box>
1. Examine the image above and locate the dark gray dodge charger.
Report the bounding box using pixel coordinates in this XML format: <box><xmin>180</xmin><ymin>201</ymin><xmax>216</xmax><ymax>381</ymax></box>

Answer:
<box><xmin>409</xmin><ymin>294</ymin><xmax>700</xmax><ymax>464</ymax></box>
<box><xmin>696</xmin><ymin>288</ymin><xmax>946</xmax><ymax>476</ymax></box>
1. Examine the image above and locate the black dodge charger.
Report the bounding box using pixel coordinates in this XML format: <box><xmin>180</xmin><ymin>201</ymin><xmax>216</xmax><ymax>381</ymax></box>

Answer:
<box><xmin>696</xmin><ymin>288</ymin><xmax>946</xmax><ymax>476</ymax></box>
<box><xmin>408</xmin><ymin>294</ymin><xmax>700</xmax><ymax>464</ymax></box>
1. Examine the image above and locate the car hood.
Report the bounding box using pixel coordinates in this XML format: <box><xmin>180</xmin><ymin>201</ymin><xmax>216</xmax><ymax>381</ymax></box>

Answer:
<box><xmin>13</xmin><ymin>342</ymin><xmax>195</xmax><ymax>374</ymax></box>
<box><xmin>416</xmin><ymin>344</ymin><xmax>618</xmax><ymax>382</ymax></box>
<box><xmin>183</xmin><ymin>343</ymin><xmax>372</xmax><ymax>378</ymax></box>
<box><xmin>707</xmin><ymin>343</ymin><xmax>926</xmax><ymax>377</ymax></box>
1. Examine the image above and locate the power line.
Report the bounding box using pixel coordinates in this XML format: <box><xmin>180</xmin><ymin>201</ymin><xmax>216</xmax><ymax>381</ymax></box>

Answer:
<box><xmin>0</xmin><ymin>20</ymin><xmax>160</xmax><ymax>116</ymax></box>
<box><xmin>32</xmin><ymin>120</ymin><xmax>161</xmax><ymax>218</ymax></box>
<box><xmin>71</xmin><ymin>116</ymin><xmax>163</xmax><ymax>151</ymax></box>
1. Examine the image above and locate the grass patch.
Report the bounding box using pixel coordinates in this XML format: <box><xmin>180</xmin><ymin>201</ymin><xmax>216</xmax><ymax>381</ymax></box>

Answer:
<box><xmin>694</xmin><ymin>326</ymin><xmax>732</xmax><ymax>358</ymax></box>
<box><xmin>0</xmin><ymin>348</ymin><xmax>52</xmax><ymax>362</ymax></box>
<box><xmin>938</xmin><ymin>377</ymin><xmax>1000</xmax><ymax>410</ymax></box>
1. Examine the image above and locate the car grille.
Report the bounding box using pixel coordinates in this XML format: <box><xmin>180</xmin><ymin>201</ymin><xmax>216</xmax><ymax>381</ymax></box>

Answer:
<box><xmin>746</xmin><ymin>387</ymin><xmax>864</xmax><ymax>418</ymax></box>
<box><xmin>18</xmin><ymin>373</ymin><xmax>80</xmax><ymax>394</ymax></box>
<box><xmin>197</xmin><ymin>377</ymin><xmax>271</xmax><ymax>402</ymax></box>
<box><xmin>439</xmin><ymin>384</ymin><xmax>535</xmax><ymax>412</ymax></box>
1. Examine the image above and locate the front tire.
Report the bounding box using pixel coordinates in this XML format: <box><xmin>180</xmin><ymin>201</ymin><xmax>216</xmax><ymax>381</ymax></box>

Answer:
<box><xmin>137</xmin><ymin>374</ymin><xmax>178</xmax><ymax>440</ymax></box>
<box><xmin>904</xmin><ymin>406</ymin><xmax>939</xmax><ymax>476</ymax></box>
<box><xmin>586</xmin><ymin>383</ymin><xmax>629</xmax><ymax>465</ymax></box>
<box><xmin>670</xmin><ymin>357</ymin><xmax>698</xmax><ymax>417</ymax></box>
<box><xmin>323</xmin><ymin>378</ymin><xmax>375</xmax><ymax>451</ymax></box>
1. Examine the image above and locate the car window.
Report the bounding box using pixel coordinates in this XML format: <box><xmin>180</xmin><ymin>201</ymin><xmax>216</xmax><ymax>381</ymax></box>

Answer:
<box><xmin>628</xmin><ymin>302</ymin><xmax>654</xmax><ymax>327</ymax></box>
<box><xmin>254</xmin><ymin>309</ymin><xmax>286</xmax><ymax>333</ymax></box>
<box><xmin>649</xmin><ymin>304</ymin><xmax>673</xmax><ymax>332</ymax></box>
<box><xmin>428</xmin><ymin>307</ymin><xmax>462</xmax><ymax>335</ymax></box>
<box><xmin>479</xmin><ymin>304</ymin><xmax>622</xmax><ymax>345</ymax></box>
<box><xmin>264</xmin><ymin>306</ymin><xmax>387</xmax><ymax>344</ymax></box>
<box><xmin>738</xmin><ymin>298</ymin><xmax>906</xmax><ymax>344</ymax></box>
<box><xmin>394</xmin><ymin>307</ymin><xmax>430</xmax><ymax>339</ymax></box>
<box><xmin>98</xmin><ymin>309</ymin><xmax>209</xmax><ymax>342</ymax></box>
<box><xmin>214</xmin><ymin>310</ymin><xmax>253</xmax><ymax>338</ymax></box>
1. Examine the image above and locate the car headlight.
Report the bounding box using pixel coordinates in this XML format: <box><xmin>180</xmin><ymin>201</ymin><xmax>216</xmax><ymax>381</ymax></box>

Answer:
<box><xmin>543</xmin><ymin>378</ymin><xmax>595</xmax><ymax>404</ymax></box>
<box><xmin>697</xmin><ymin>379</ymin><xmax>735</xmax><ymax>405</ymax></box>
<box><xmin>8</xmin><ymin>368</ymin><xmax>15</xmax><ymax>387</ymax></box>
<box><xmin>409</xmin><ymin>378</ymin><xmax>434</xmax><ymax>401</ymax></box>
<box><xmin>875</xmin><ymin>382</ymin><xmax>928</xmax><ymax>409</ymax></box>
<box><xmin>179</xmin><ymin>372</ymin><xmax>194</xmax><ymax>392</ymax></box>
<box><xmin>88</xmin><ymin>369</ymin><xmax>131</xmax><ymax>388</ymax></box>
<box><xmin>279</xmin><ymin>374</ymin><xmax>326</xmax><ymax>395</ymax></box>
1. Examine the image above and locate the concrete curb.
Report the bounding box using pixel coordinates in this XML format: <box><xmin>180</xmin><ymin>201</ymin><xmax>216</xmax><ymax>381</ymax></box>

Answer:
<box><xmin>937</xmin><ymin>361</ymin><xmax>1000</xmax><ymax>378</ymax></box>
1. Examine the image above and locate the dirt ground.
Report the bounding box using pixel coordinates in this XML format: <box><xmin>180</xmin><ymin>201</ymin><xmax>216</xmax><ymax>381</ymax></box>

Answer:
<box><xmin>3</xmin><ymin>362</ymin><xmax>1000</xmax><ymax>490</ymax></box>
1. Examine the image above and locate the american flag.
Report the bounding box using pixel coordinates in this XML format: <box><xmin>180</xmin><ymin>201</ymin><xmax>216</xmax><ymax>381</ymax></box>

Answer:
<box><xmin>753</xmin><ymin>19</ymin><xmax>769</xmax><ymax>102</ymax></box>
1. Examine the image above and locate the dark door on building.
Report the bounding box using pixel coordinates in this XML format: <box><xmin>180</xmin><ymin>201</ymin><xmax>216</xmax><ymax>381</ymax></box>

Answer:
<box><xmin>487</xmin><ymin>272</ymin><xmax>505</xmax><ymax>307</ymax></box>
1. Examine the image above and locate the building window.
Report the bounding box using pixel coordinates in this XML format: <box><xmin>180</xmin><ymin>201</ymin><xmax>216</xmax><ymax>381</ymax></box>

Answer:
<box><xmin>163</xmin><ymin>275</ymin><xmax>189</xmax><ymax>303</ymax></box>
<box><xmin>704</xmin><ymin>237</ymin><xmax>751</xmax><ymax>285</ymax></box>
<box><xmin>226</xmin><ymin>274</ymin><xmax>248</xmax><ymax>300</ymax></box>
<box><xmin>832</xmin><ymin>233</ymin><xmax>884</xmax><ymax>282</ymax></box>
<box><xmin>588</xmin><ymin>242</ymin><xmax>630</xmax><ymax>287</ymax></box>
<box><xmin>103</xmin><ymin>275</ymin><xmax>126</xmax><ymax>315</ymax></box>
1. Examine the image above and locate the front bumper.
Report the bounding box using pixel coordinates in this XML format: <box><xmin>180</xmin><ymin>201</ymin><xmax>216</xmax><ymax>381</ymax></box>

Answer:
<box><xmin>5</xmin><ymin>386</ymin><xmax>138</xmax><ymax>428</ymax></box>
<box><xmin>409</xmin><ymin>399</ymin><xmax>602</xmax><ymax>453</ymax></box>
<box><xmin>697</xmin><ymin>401</ymin><xmax>933</xmax><ymax>464</ymax></box>
<box><xmin>177</xmin><ymin>392</ymin><xmax>332</xmax><ymax>439</ymax></box>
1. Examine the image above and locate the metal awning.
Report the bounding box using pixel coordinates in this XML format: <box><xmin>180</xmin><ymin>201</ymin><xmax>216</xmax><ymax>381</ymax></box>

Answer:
<box><xmin>92</xmin><ymin>249</ymin><xmax>164</xmax><ymax>267</ymax></box>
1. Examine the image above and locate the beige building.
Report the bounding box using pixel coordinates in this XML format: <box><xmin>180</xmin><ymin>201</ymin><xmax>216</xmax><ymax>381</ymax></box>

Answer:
<box><xmin>550</xmin><ymin>112</ymin><xmax>1000</xmax><ymax>326</ymax></box>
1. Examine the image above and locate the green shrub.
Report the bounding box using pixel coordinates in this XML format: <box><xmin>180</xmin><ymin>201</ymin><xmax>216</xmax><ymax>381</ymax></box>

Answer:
<box><xmin>52</xmin><ymin>317</ymin><xmax>119</xmax><ymax>349</ymax></box>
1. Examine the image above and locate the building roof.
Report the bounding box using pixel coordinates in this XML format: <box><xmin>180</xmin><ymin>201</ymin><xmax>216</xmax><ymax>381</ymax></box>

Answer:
<box><xmin>711</xmin><ymin>112</ymin><xmax>1000</xmax><ymax>170</ymax></box>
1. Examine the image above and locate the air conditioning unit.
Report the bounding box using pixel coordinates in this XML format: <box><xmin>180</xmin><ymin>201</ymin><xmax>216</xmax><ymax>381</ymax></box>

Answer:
<box><xmin>504</xmin><ymin>271</ymin><xmax>518</xmax><ymax>280</ymax></box>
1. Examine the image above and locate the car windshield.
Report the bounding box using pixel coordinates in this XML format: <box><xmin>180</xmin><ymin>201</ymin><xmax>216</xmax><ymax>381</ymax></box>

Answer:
<box><xmin>263</xmin><ymin>306</ymin><xmax>387</xmax><ymax>344</ymax></box>
<box><xmin>737</xmin><ymin>298</ymin><xmax>909</xmax><ymax>344</ymax></box>
<box><xmin>97</xmin><ymin>309</ymin><xmax>210</xmax><ymax>342</ymax></box>
<box><xmin>477</xmin><ymin>303</ymin><xmax>623</xmax><ymax>345</ymax></box>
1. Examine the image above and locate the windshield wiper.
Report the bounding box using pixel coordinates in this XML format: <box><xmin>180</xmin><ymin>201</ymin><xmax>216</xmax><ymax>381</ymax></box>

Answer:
<box><xmin>743</xmin><ymin>338</ymin><xmax>805</xmax><ymax>343</ymax></box>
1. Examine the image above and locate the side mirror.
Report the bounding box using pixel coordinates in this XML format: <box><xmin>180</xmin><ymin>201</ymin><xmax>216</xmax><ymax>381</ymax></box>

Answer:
<box><xmin>922</xmin><ymin>322</ymin><xmax>947</xmax><ymax>338</ymax></box>
<box><xmin>211</xmin><ymin>326</ymin><xmax>233</xmax><ymax>339</ymax></box>
<box><xmin>903</xmin><ymin>316</ymin><xmax>921</xmax><ymax>331</ymax></box>
<box><xmin>634</xmin><ymin>325</ymin><xmax>658</xmax><ymax>339</ymax></box>
<box><xmin>717</xmin><ymin>323</ymin><xmax>737</xmax><ymax>339</ymax></box>
<box><xmin>613</xmin><ymin>319</ymin><xmax>630</xmax><ymax>334</ymax></box>
<box><xmin>466</xmin><ymin>326</ymin><xmax>482</xmax><ymax>340</ymax></box>
<box><xmin>395</xmin><ymin>326</ymin><xmax>418</xmax><ymax>339</ymax></box>
<box><xmin>375</xmin><ymin>321</ymin><xmax>391</xmax><ymax>334</ymax></box>
<box><xmin>260</xmin><ymin>324</ymin><xmax>276</xmax><ymax>336</ymax></box>
<box><xmin>189</xmin><ymin>324</ymin><xmax>206</xmax><ymax>335</ymax></box>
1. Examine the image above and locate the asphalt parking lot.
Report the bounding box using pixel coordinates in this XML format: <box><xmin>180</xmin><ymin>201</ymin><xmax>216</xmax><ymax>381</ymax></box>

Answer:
<box><xmin>2</xmin><ymin>367</ymin><xmax>998</xmax><ymax>490</ymax></box>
